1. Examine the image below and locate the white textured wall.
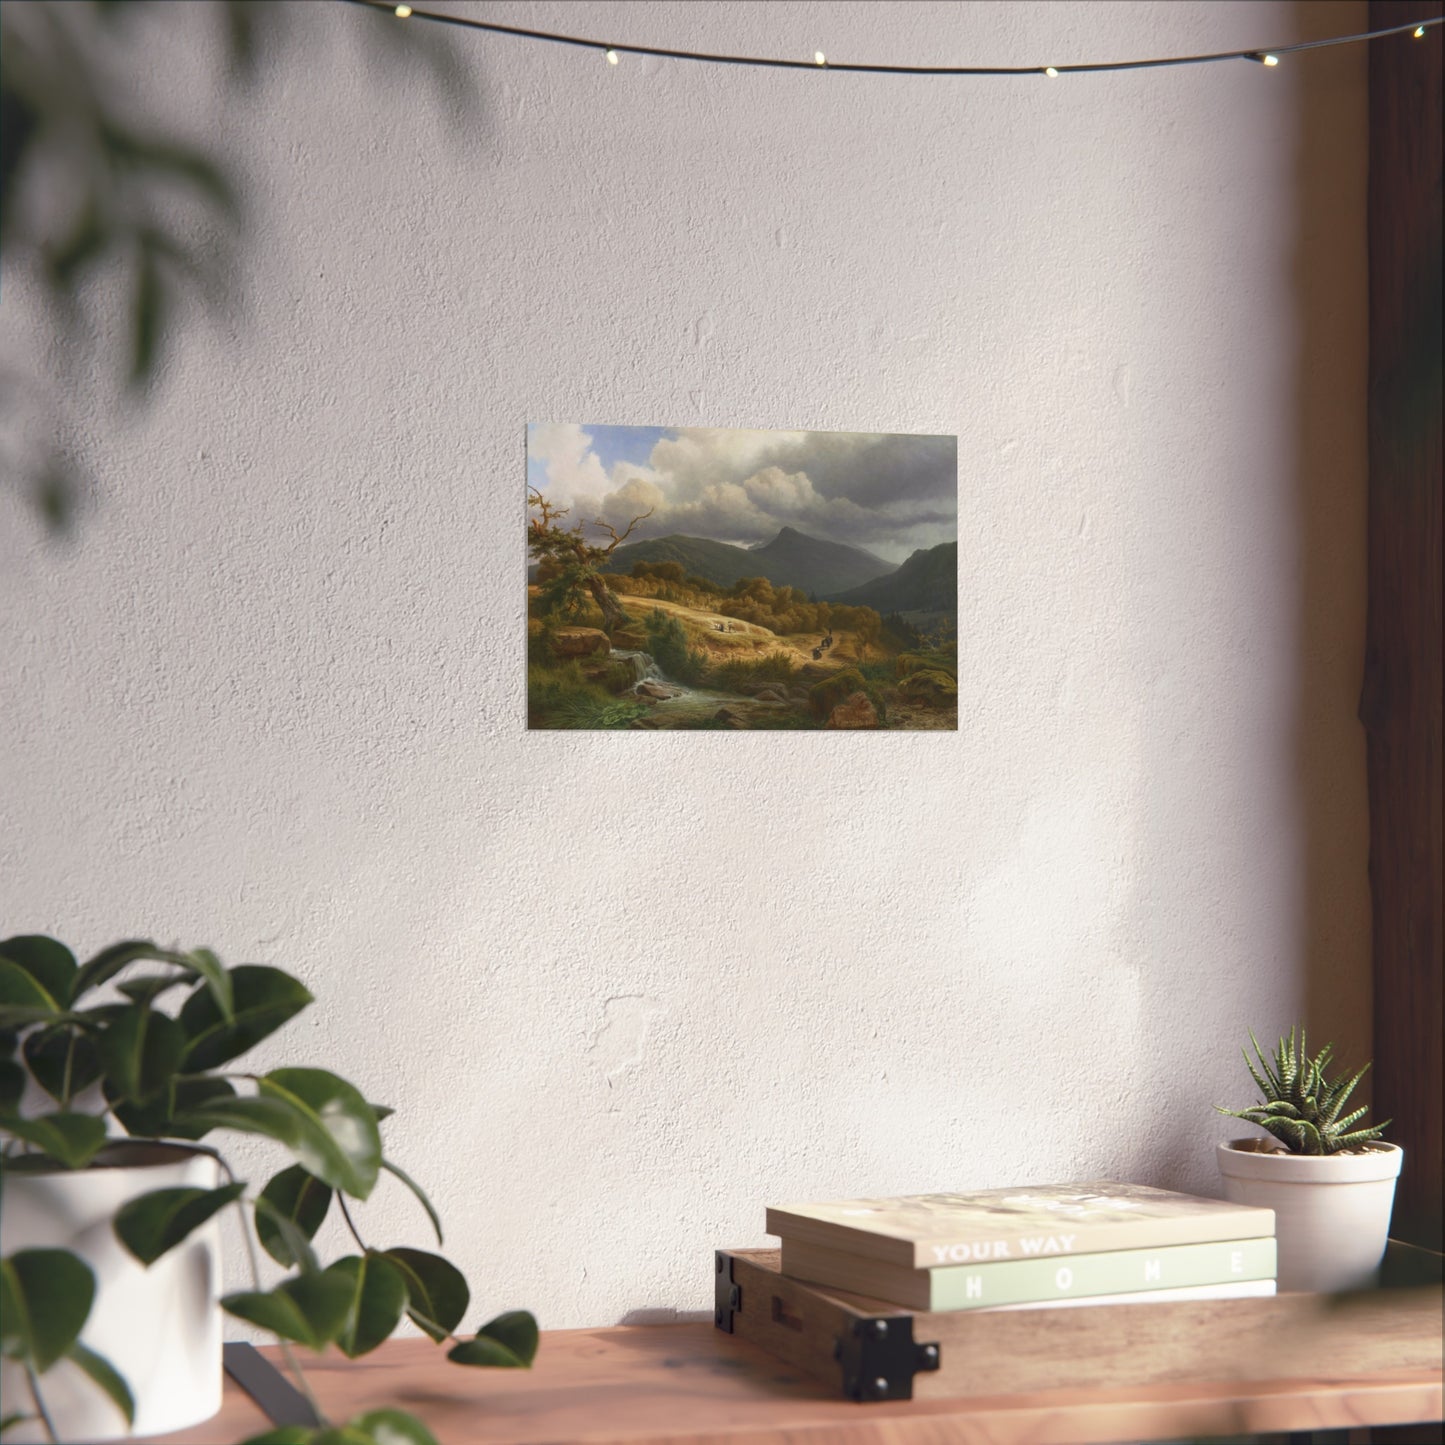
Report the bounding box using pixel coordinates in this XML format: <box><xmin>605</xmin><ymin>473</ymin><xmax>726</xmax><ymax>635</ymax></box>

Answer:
<box><xmin>0</xmin><ymin>1</ymin><xmax>1370</xmax><ymax>1330</ymax></box>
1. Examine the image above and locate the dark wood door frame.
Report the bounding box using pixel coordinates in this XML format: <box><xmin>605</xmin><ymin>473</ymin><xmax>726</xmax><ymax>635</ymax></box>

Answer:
<box><xmin>1364</xmin><ymin>0</ymin><xmax>1443</xmax><ymax>1255</ymax></box>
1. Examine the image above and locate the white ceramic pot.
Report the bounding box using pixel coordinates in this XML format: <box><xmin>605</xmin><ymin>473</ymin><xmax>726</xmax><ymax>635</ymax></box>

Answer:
<box><xmin>1216</xmin><ymin>1137</ymin><xmax>1403</xmax><ymax>1293</ymax></box>
<box><xmin>0</xmin><ymin>1141</ymin><xmax>224</xmax><ymax>1442</ymax></box>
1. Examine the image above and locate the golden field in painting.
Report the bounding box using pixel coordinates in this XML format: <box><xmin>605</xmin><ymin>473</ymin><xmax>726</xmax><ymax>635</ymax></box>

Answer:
<box><xmin>526</xmin><ymin>566</ymin><xmax>957</xmax><ymax>731</ymax></box>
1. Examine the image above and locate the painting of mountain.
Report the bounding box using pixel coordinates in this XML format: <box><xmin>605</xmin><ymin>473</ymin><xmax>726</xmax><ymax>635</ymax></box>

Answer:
<box><xmin>604</xmin><ymin>526</ymin><xmax>893</xmax><ymax>597</ymax></box>
<box><xmin>526</xmin><ymin>423</ymin><xmax>957</xmax><ymax>731</ymax></box>
<box><xmin>827</xmin><ymin>541</ymin><xmax>959</xmax><ymax>615</ymax></box>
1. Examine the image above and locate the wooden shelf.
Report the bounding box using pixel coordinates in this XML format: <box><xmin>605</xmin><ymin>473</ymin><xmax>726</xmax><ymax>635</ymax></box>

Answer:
<box><xmin>148</xmin><ymin>1318</ymin><xmax>1442</xmax><ymax>1445</ymax></box>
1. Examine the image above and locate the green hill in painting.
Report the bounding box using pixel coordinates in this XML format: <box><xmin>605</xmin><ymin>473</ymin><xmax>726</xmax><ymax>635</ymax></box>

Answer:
<box><xmin>604</xmin><ymin>526</ymin><xmax>893</xmax><ymax>597</ymax></box>
<box><xmin>827</xmin><ymin>541</ymin><xmax>957</xmax><ymax>613</ymax></box>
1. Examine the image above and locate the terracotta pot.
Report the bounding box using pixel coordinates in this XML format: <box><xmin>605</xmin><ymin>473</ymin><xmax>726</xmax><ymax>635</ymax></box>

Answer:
<box><xmin>1216</xmin><ymin>1137</ymin><xmax>1403</xmax><ymax>1293</ymax></box>
<box><xmin>0</xmin><ymin>1141</ymin><xmax>224</xmax><ymax>1441</ymax></box>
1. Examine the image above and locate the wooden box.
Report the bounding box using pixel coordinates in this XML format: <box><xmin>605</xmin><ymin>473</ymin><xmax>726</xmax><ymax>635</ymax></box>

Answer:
<box><xmin>715</xmin><ymin>1242</ymin><xmax>1445</xmax><ymax>1404</ymax></box>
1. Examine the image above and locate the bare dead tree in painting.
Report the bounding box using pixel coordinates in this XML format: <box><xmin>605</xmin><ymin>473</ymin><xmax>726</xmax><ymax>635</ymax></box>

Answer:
<box><xmin>527</xmin><ymin>487</ymin><xmax>651</xmax><ymax>636</ymax></box>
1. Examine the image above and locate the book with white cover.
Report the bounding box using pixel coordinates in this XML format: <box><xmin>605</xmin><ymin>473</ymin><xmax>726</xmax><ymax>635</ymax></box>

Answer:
<box><xmin>766</xmin><ymin>1180</ymin><xmax>1275</xmax><ymax>1269</ymax></box>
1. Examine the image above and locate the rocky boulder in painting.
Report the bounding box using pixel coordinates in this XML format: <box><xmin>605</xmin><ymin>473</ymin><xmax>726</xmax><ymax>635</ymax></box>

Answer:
<box><xmin>550</xmin><ymin>627</ymin><xmax>610</xmax><ymax>658</ymax></box>
<box><xmin>825</xmin><ymin>692</ymin><xmax>880</xmax><ymax>729</ymax></box>
<box><xmin>897</xmin><ymin>668</ymin><xmax>957</xmax><ymax>706</ymax></box>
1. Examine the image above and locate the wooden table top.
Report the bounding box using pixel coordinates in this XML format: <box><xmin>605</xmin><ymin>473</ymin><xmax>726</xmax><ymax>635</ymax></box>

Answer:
<box><xmin>149</xmin><ymin>1320</ymin><xmax>1444</xmax><ymax>1445</ymax></box>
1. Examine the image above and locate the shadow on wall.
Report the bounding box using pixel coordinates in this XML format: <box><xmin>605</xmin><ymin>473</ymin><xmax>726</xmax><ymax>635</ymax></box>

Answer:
<box><xmin>1130</xmin><ymin>0</ymin><xmax>1373</xmax><ymax>1197</ymax></box>
<box><xmin>1287</xmin><ymin>0</ymin><xmax>1372</xmax><ymax>1089</ymax></box>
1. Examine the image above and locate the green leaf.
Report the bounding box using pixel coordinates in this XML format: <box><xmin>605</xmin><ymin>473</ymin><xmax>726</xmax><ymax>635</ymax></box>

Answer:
<box><xmin>326</xmin><ymin>1253</ymin><xmax>407</xmax><ymax>1358</ymax></box>
<box><xmin>113</xmin><ymin>1182</ymin><xmax>245</xmax><ymax>1265</ymax></box>
<box><xmin>67</xmin><ymin>1341</ymin><xmax>135</xmax><ymax>1426</ymax></box>
<box><xmin>256</xmin><ymin>1165</ymin><xmax>332</xmax><ymax>1268</ymax></box>
<box><xmin>116</xmin><ymin>975</ymin><xmax>191</xmax><ymax>1008</ymax></box>
<box><xmin>310</xmin><ymin>1431</ymin><xmax>373</xmax><ymax>1445</ymax></box>
<box><xmin>0</xmin><ymin>1060</ymin><xmax>24</xmax><ymax>1114</ymax></box>
<box><xmin>102</xmin><ymin>126</ymin><xmax>240</xmax><ymax>219</ymax></box>
<box><xmin>171</xmin><ymin>1094</ymin><xmax>310</xmax><ymax>1157</ymax></box>
<box><xmin>0</xmin><ymin>1261</ymin><xmax>22</xmax><ymax>1359</ymax></box>
<box><xmin>1333</xmin><ymin>1121</ymin><xmax>1392</xmax><ymax>1151</ymax></box>
<box><xmin>104</xmin><ymin>1076</ymin><xmax>173</xmax><ymax>1140</ymax></box>
<box><xmin>182</xmin><ymin>948</ymin><xmax>233</xmax><ymax>1022</ymax></box>
<box><xmin>351</xmin><ymin>1409</ymin><xmax>441</xmax><ymax>1445</ymax></box>
<box><xmin>167</xmin><ymin>1077</ymin><xmax>240</xmax><ymax>1130</ymax></box>
<box><xmin>382</xmin><ymin>1248</ymin><xmax>468</xmax><ymax>1342</ymax></box>
<box><xmin>44</xmin><ymin>199</ymin><xmax>107</xmax><ymax>289</ymax></box>
<box><xmin>180</xmin><ymin>966</ymin><xmax>312</xmax><ymax>1071</ymax></box>
<box><xmin>178</xmin><ymin>1080</ymin><xmax>380</xmax><ymax>1200</ymax></box>
<box><xmin>381</xmin><ymin>1158</ymin><xmax>442</xmax><ymax>1245</ymax></box>
<box><xmin>447</xmin><ymin>1310</ymin><xmax>538</xmax><ymax>1368</ymax></box>
<box><xmin>0</xmin><ymin>961</ymin><xmax>60</xmax><ymax>1026</ymax></box>
<box><xmin>370</xmin><ymin>1103</ymin><xmax>394</xmax><ymax>1122</ymax></box>
<box><xmin>111</xmin><ymin>1075</ymin><xmax>239</xmax><ymax>1142</ymax></box>
<box><xmin>129</xmin><ymin>238</ymin><xmax>164</xmax><ymax>389</ymax></box>
<box><xmin>71</xmin><ymin>941</ymin><xmax>175</xmax><ymax>1000</ymax></box>
<box><xmin>0</xmin><ymin>938</ymin><xmax>76</xmax><ymax>1008</ymax></box>
<box><xmin>222</xmin><ymin>1272</ymin><xmax>353</xmax><ymax>1351</ymax></box>
<box><xmin>1</xmin><ymin>1414</ymin><xmax>36</xmax><ymax>1435</ymax></box>
<box><xmin>23</xmin><ymin>1027</ymin><xmax>102</xmax><ymax>1102</ymax></box>
<box><xmin>238</xmin><ymin>1431</ymin><xmax>314</xmax><ymax>1445</ymax></box>
<box><xmin>252</xmin><ymin>1196</ymin><xmax>321</xmax><ymax>1276</ymax></box>
<box><xmin>259</xmin><ymin>1070</ymin><xmax>381</xmax><ymax>1201</ymax></box>
<box><xmin>0</xmin><ymin>1112</ymin><xmax>108</xmax><ymax>1168</ymax></box>
<box><xmin>98</xmin><ymin>1006</ymin><xmax>187</xmax><ymax>1103</ymax></box>
<box><xmin>0</xmin><ymin>1248</ymin><xmax>96</xmax><ymax>1371</ymax></box>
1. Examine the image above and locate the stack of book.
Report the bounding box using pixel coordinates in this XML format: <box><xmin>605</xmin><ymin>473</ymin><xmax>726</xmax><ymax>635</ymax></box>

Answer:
<box><xmin>766</xmin><ymin>1181</ymin><xmax>1277</xmax><ymax>1312</ymax></box>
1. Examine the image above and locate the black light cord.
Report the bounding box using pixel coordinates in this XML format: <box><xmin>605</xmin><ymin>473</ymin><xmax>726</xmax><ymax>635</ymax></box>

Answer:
<box><xmin>338</xmin><ymin>1</ymin><xmax>1441</xmax><ymax>77</ymax></box>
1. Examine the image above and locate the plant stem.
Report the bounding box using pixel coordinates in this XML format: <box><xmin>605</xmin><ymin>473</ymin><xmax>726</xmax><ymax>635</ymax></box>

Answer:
<box><xmin>337</xmin><ymin>1194</ymin><xmax>367</xmax><ymax>1253</ymax></box>
<box><xmin>333</xmin><ymin>1190</ymin><xmax>459</xmax><ymax>1346</ymax></box>
<box><xmin>60</xmin><ymin>1032</ymin><xmax>77</xmax><ymax>1110</ymax></box>
<box><xmin>219</xmin><ymin>1157</ymin><xmax>326</xmax><ymax>1427</ymax></box>
<box><xmin>24</xmin><ymin>1364</ymin><xmax>57</xmax><ymax>1444</ymax></box>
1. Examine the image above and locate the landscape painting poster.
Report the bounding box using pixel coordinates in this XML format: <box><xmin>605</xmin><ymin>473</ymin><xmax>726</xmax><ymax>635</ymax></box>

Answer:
<box><xmin>526</xmin><ymin>424</ymin><xmax>958</xmax><ymax>731</ymax></box>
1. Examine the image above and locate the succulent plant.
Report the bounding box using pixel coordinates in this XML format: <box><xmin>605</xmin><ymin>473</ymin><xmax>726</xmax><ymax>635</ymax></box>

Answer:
<box><xmin>1216</xmin><ymin>1025</ymin><xmax>1391</xmax><ymax>1156</ymax></box>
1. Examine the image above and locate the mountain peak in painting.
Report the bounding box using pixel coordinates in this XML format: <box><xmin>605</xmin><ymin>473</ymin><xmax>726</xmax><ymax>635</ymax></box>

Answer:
<box><xmin>827</xmin><ymin>541</ymin><xmax>959</xmax><ymax>613</ymax></box>
<box><xmin>606</xmin><ymin>527</ymin><xmax>893</xmax><ymax>597</ymax></box>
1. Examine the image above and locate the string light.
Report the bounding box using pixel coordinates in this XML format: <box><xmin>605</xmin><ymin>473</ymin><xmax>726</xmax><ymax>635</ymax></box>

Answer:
<box><xmin>338</xmin><ymin>2</ymin><xmax>1443</xmax><ymax>78</ymax></box>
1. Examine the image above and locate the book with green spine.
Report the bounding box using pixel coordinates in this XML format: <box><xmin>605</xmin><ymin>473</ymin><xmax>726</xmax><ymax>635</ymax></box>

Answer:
<box><xmin>779</xmin><ymin>1235</ymin><xmax>1278</xmax><ymax>1311</ymax></box>
<box><xmin>766</xmin><ymin>1180</ymin><xmax>1274</xmax><ymax>1269</ymax></box>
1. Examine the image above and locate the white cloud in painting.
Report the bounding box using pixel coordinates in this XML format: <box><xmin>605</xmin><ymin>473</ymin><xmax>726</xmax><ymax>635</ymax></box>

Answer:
<box><xmin>526</xmin><ymin>422</ymin><xmax>611</xmax><ymax>500</ymax></box>
<box><xmin>527</xmin><ymin>424</ymin><xmax>956</xmax><ymax>563</ymax></box>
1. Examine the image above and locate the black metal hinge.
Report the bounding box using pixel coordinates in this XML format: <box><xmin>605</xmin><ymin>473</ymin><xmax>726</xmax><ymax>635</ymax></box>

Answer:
<box><xmin>714</xmin><ymin>1250</ymin><xmax>742</xmax><ymax>1332</ymax></box>
<box><xmin>833</xmin><ymin>1313</ymin><xmax>941</xmax><ymax>1401</ymax></box>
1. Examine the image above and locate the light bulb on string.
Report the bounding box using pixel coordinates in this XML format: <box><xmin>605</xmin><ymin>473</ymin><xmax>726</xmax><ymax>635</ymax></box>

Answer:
<box><xmin>338</xmin><ymin>2</ymin><xmax>1440</xmax><ymax>80</ymax></box>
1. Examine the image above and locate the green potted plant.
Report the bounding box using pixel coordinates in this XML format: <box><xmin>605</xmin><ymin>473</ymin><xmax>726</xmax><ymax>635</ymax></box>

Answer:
<box><xmin>1215</xmin><ymin>1025</ymin><xmax>1402</xmax><ymax>1293</ymax></box>
<box><xmin>0</xmin><ymin>934</ymin><xmax>536</xmax><ymax>1444</ymax></box>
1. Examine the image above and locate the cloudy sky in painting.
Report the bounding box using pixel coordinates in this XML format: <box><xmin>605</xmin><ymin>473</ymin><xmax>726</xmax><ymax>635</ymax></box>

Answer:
<box><xmin>526</xmin><ymin>423</ymin><xmax>956</xmax><ymax>564</ymax></box>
